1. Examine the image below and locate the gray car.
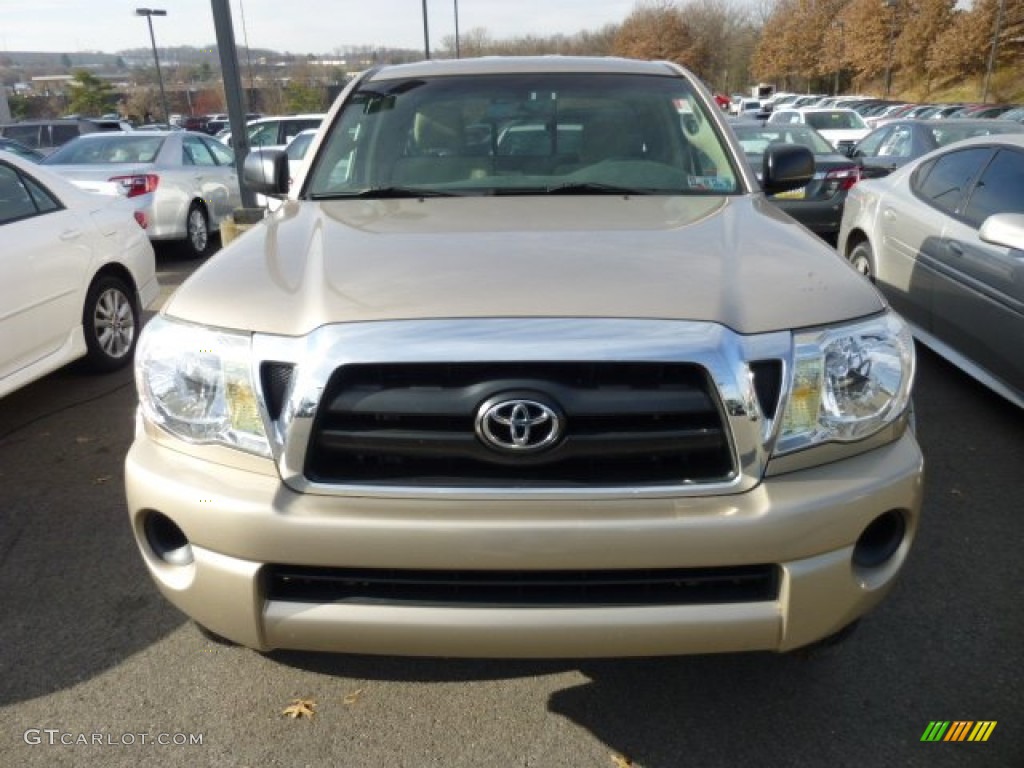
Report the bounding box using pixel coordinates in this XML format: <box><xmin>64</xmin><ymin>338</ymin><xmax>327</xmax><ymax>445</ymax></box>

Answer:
<box><xmin>839</xmin><ymin>134</ymin><xmax>1024</xmax><ymax>408</ymax></box>
<box><xmin>42</xmin><ymin>130</ymin><xmax>242</xmax><ymax>257</ymax></box>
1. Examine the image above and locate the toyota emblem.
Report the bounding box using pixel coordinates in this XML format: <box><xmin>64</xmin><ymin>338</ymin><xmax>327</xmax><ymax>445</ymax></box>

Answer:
<box><xmin>475</xmin><ymin>397</ymin><xmax>563</xmax><ymax>453</ymax></box>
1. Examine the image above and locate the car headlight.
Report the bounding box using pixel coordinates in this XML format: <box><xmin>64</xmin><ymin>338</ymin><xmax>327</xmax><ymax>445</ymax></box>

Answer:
<box><xmin>135</xmin><ymin>315</ymin><xmax>270</xmax><ymax>457</ymax></box>
<box><xmin>775</xmin><ymin>312</ymin><xmax>914</xmax><ymax>455</ymax></box>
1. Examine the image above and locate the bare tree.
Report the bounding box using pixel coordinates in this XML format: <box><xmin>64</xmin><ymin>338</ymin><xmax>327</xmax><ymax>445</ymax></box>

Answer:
<box><xmin>614</xmin><ymin>0</ymin><xmax>709</xmax><ymax>71</ymax></box>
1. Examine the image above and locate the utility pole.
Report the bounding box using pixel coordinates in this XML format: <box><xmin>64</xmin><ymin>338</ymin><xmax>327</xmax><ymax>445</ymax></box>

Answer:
<box><xmin>833</xmin><ymin>21</ymin><xmax>845</xmax><ymax>96</ymax></box>
<box><xmin>981</xmin><ymin>0</ymin><xmax>1007</xmax><ymax>102</ymax></box>
<box><xmin>884</xmin><ymin>0</ymin><xmax>898</xmax><ymax>98</ymax></box>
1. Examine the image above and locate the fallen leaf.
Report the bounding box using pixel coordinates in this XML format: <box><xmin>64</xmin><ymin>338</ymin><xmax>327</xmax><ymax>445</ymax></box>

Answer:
<box><xmin>93</xmin><ymin>475</ymin><xmax>113</xmax><ymax>485</ymax></box>
<box><xmin>343</xmin><ymin>687</ymin><xmax>365</xmax><ymax>705</ymax></box>
<box><xmin>611</xmin><ymin>754</ymin><xmax>633</xmax><ymax>767</ymax></box>
<box><xmin>282</xmin><ymin>698</ymin><xmax>316</xmax><ymax>719</ymax></box>
<box><xmin>76</xmin><ymin>436</ymin><xmax>94</xmax><ymax>444</ymax></box>
<box><xmin>950</xmin><ymin>488</ymin><xmax>963</xmax><ymax>496</ymax></box>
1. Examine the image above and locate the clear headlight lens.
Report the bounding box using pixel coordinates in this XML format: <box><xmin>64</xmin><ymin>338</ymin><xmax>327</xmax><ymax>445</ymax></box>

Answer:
<box><xmin>776</xmin><ymin>312</ymin><xmax>914</xmax><ymax>455</ymax></box>
<box><xmin>135</xmin><ymin>315</ymin><xmax>270</xmax><ymax>457</ymax></box>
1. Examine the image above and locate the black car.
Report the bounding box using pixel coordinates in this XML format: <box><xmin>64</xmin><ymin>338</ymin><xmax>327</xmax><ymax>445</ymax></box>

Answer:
<box><xmin>848</xmin><ymin>118</ymin><xmax>1024</xmax><ymax>179</ymax></box>
<box><xmin>730</xmin><ymin>122</ymin><xmax>860</xmax><ymax>239</ymax></box>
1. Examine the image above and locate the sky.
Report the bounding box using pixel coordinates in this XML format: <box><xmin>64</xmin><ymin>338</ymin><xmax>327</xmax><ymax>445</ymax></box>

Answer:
<box><xmin>2</xmin><ymin>0</ymin><xmax>640</xmax><ymax>55</ymax></box>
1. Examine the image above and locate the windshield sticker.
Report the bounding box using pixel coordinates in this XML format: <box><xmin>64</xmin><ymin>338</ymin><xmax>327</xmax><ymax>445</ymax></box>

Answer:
<box><xmin>688</xmin><ymin>175</ymin><xmax>733</xmax><ymax>192</ymax></box>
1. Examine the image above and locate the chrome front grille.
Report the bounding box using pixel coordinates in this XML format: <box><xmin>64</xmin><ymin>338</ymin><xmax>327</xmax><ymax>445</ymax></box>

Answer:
<box><xmin>254</xmin><ymin>318</ymin><xmax>792</xmax><ymax>497</ymax></box>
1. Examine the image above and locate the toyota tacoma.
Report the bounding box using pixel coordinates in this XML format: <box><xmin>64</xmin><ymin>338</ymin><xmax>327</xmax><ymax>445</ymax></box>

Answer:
<box><xmin>126</xmin><ymin>57</ymin><xmax>923</xmax><ymax>657</ymax></box>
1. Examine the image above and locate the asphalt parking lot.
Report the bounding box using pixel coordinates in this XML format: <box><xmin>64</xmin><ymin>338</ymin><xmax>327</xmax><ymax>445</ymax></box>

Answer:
<box><xmin>0</xmin><ymin>245</ymin><xmax>1021</xmax><ymax>768</ymax></box>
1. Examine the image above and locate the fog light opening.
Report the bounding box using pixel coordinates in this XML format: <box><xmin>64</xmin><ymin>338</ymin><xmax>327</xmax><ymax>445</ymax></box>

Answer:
<box><xmin>144</xmin><ymin>511</ymin><xmax>194</xmax><ymax>566</ymax></box>
<box><xmin>853</xmin><ymin>510</ymin><xmax>906</xmax><ymax>569</ymax></box>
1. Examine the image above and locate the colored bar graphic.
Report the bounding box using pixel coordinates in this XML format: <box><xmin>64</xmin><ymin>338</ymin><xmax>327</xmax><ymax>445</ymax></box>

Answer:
<box><xmin>921</xmin><ymin>722</ymin><xmax>950</xmax><ymax>742</ymax></box>
<box><xmin>944</xmin><ymin>721</ymin><xmax>972</xmax><ymax>741</ymax></box>
<box><xmin>921</xmin><ymin>721</ymin><xmax>997</xmax><ymax>742</ymax></box>
<box><xmin>968</xmin><ymin>722</ymin><xmax>997</xmax><ymax>742</ymax></box>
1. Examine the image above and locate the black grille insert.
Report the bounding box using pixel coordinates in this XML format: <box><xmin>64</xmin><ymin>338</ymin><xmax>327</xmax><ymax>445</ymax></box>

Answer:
<box><xmin>750</xmin><ymin>360</ymin><xmax>783</xmax><ymax>420</ymax></box>
<box><xmin>304</xmin><ymin>362</ymin><xmax>734</xmax><ymax>487</ymax></box>
<box><xmin>265</xmin><ymin>565</ymin><xmax>780</xmax><ymax>607</ymax></box>
<box><xmin>260</xmin><ymin>361</ymin><xmax>295</xmax><ymax>421</ymax></box>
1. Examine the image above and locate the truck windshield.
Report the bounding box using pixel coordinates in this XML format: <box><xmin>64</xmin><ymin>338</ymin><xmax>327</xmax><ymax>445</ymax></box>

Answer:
<box><xmin>305</xmin><ymin>72</ymin><xmax>740</xmax><ymax>198</ymax></box>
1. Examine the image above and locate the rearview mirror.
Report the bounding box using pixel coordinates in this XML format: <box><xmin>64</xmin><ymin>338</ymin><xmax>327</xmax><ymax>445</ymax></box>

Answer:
<box><xmin>243</xmin><ymin>149</ymin><xmax>289</xmax><ymax>197</ymax></box>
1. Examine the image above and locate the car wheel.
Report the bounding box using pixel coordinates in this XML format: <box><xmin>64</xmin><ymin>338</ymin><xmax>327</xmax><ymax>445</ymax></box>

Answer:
<box><xmin>184</xmin><ymin>202</ymin><xmax>210</xmax><ymax>258</ymax></box>
<box><xmin>848</xmin><ymin>241</ymin><xmax>876</xmax><ymax>282</ymax></box>
<box><xmin>82</xmin><ymin>275</ymin><xmax>139</xmax><ymax>372</ymax></box>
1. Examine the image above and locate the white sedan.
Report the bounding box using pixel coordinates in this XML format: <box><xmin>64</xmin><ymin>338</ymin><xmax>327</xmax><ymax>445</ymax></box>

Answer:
<box><xmin>41</xmin><ymin>130</ymin><xmax>241</xmax><ymax>257</ymax></box>
<box><xmin>0</xmin><ymin>152</ymin><xmax>159</xmax><ymax>398</ymax></box>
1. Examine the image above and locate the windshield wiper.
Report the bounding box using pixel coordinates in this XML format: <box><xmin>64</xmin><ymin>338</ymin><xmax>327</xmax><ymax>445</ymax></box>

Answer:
<box><xmin>543</xmin><ymin>182</ymin><xmax>648</xmax><ymax>195</ymax></box>
<box><xmin>309</xmin><ymin>187</ymin><xmax>459</xmax><ymax>200</ymax></box>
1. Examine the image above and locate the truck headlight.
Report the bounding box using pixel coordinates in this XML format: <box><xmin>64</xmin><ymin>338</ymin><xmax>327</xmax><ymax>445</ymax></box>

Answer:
<box><xmin>135</xmin><ymin>315</ymin><xmax>270</xmax><ymax>457</ymax></box>
<box><xmin>776</xmin><ymin>312</ymin><xmax>914</xmax><ymax>454</ymax></box>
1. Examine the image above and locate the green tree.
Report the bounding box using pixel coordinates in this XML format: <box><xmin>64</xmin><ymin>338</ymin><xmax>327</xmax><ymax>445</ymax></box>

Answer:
<box><xmin>283</xmin><ymin>80</ymin><xmax>325</xmax><ymax>113</ymax></box>
<box><xmin>60</xmin><ymin>53</ymin><xmax>72</xmax><ymax>69</ymax></box>
<box><xmin>67</xmin><ymin>69</ymin><xmax>116</xmax><ymax>116</ymax></box>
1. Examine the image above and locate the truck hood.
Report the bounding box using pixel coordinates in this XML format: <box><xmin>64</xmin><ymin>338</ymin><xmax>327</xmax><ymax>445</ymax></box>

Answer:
<box><xmin>164</xmin><ymin>195</ymin><xmax>884</xmax><ymax>336</ymax></box>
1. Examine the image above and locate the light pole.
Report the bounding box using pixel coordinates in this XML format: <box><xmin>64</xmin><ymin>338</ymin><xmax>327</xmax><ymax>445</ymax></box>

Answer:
<box><xmin>135</xmin><ymin>8</ymin><xmax>170</xmax><ymax>124</ymax></box>
<box><xmin>883</xmin><ymin>0</ymin><xmax>897</xmax><ymax>98</ymax></box>
<box><xmin>454</xmin><ymin>0</ymin><xmax>461</xmax><ymax>58</ymax></box>
<box><xmin>422</xmin><ymin>0</ymin><xmax>431</xmax><ymax>59</ymax></box>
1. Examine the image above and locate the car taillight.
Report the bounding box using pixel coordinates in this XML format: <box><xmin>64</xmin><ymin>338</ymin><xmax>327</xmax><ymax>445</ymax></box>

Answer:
<box><xmin>109</xmin><ymin>174</ymin><xmax>159</xmax><ymax>198</ymax></box>
<box><xmin>824</xmin><ymin>167</ymin><xmax>860</xmax><ymax>191</ymax></box>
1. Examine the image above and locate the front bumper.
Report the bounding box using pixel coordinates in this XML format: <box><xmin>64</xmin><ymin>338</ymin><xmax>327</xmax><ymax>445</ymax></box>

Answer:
<box><xmin>126</xmin><ymin>426</ymin><xmax>923</xmax><ymax>657</ymax></box>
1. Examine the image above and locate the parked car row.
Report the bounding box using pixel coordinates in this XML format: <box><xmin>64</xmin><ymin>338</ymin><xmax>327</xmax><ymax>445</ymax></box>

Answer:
<box><xmin>766</xmin><ymin>93</ymin><xmax>1023</xmax><ymax>126</ymax></box>
<box><xmin>728</xmin><ymin>99</ymin><xmax>1023</xmax><ymax>411</ymax></box>
<box><xmin>729</xmin><ymin>103</ymin><xmax>1024</xmax><ymax>240</ymax></box>
<box><xmin>1</xmin><ymin>111</ymin><xmax>331</xmax><ymax>254</ymax></box>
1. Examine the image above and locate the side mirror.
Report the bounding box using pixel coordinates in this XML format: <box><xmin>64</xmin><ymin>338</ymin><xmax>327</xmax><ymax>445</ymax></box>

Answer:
<box><xmin>762</xmin><ymin>143</ymin><xmax>814</xmax><ymax>195</ymax></box>
<box><xmin>979</xmin><ymin>212</ymin><xmax>1024</xmax><ymax>253</ymax></box>
<box><xmin>243</xmin><ymin>149</ymin><xmax>289</xmax><ymax>197</ymax></box>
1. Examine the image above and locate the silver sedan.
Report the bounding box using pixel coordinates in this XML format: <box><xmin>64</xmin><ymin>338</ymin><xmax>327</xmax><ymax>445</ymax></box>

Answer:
<box><xmin>42</xmin><ymin>130</ymin><xmax>242</xmax><ymax>257</ymax></box>
<box><xmin>838</xmin><ymin>134</ymin><xmax>1024</xmax><ymax>408</ymax></box>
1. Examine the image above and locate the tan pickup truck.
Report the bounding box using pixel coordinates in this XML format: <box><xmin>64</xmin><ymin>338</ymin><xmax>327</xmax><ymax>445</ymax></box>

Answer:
<box><xmin>126</xmin><ymin>56</ymin><xmax>923</xmax><ymax>657</ymax></box>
